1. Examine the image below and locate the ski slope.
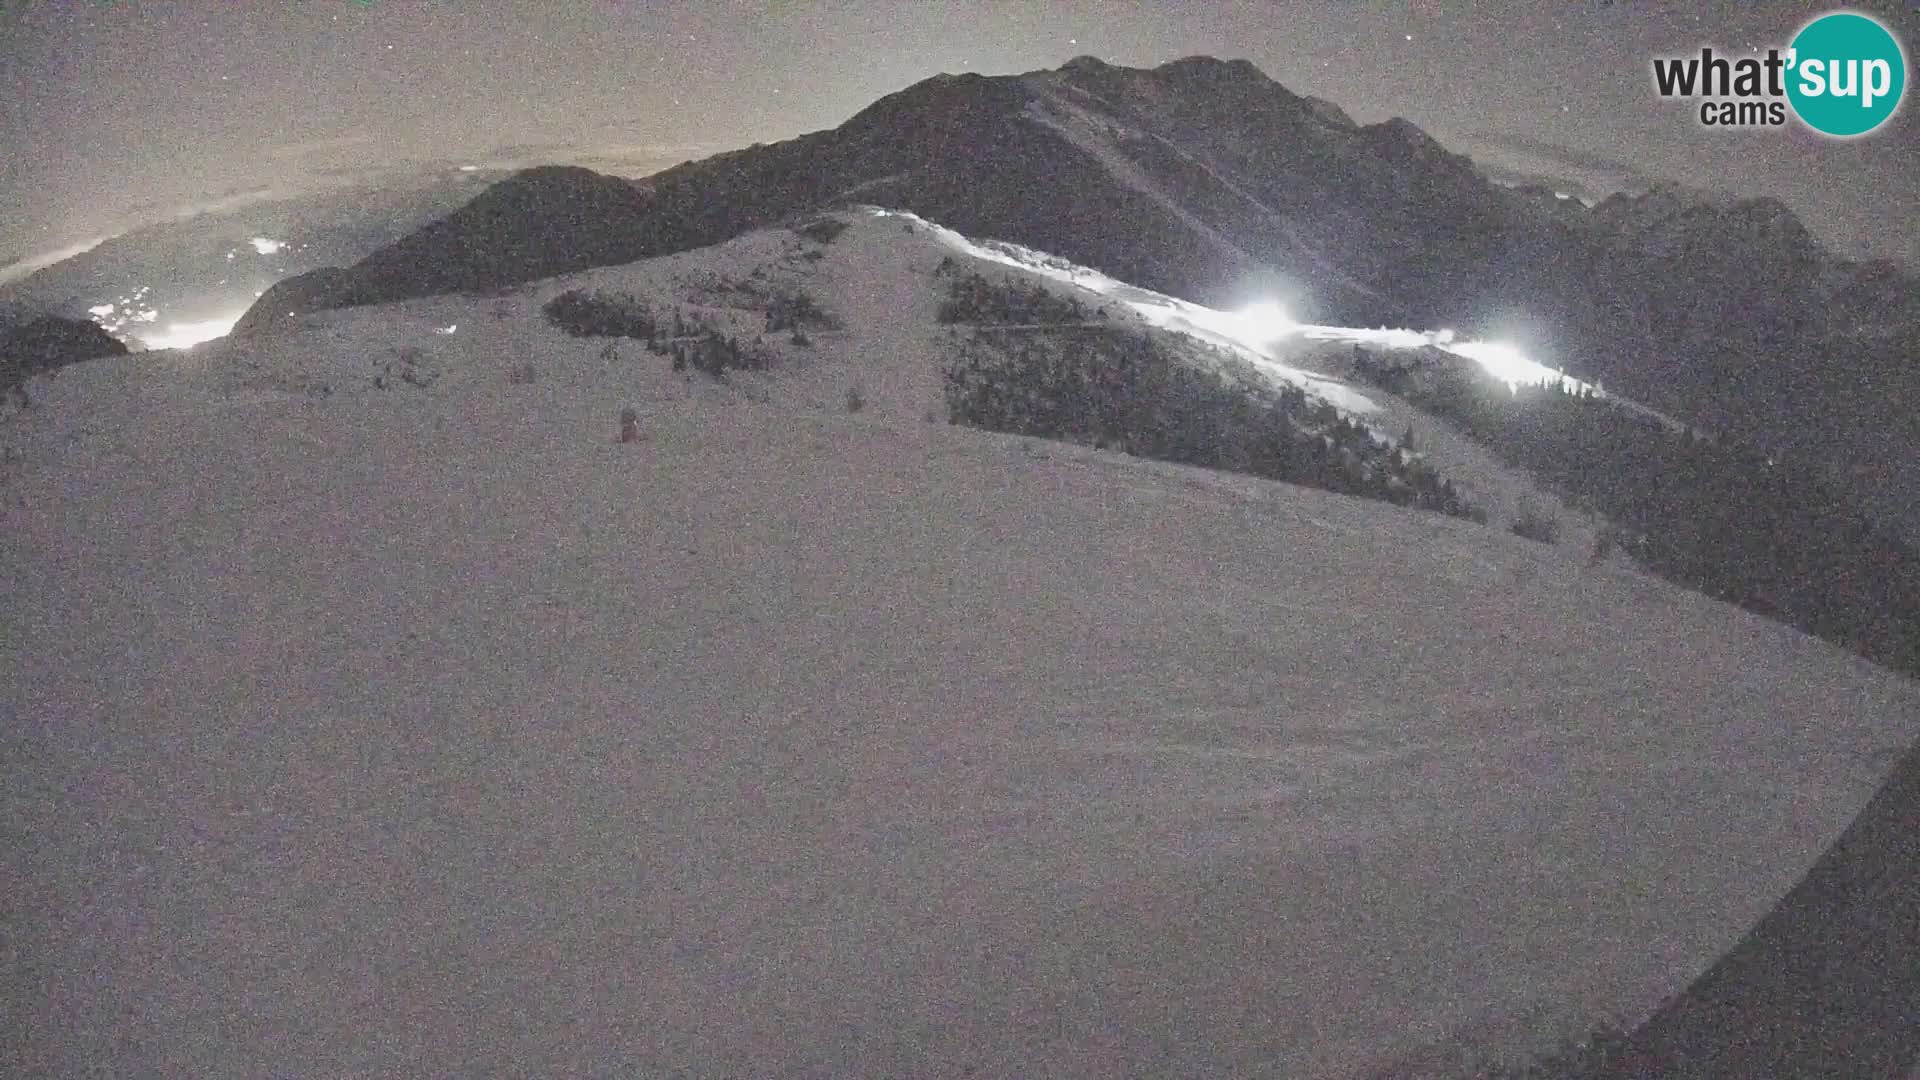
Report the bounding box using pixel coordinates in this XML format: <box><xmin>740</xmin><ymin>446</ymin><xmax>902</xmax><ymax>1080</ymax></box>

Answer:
<box><xmin>6</xmin><ymin>211</ymin><xmax>1918</xmax><ymax>1077</ymax></box>
<box><xmin>862</xmin><ymin>207</ymin><xmax>1630</xmax><ymax>548</ymax></box>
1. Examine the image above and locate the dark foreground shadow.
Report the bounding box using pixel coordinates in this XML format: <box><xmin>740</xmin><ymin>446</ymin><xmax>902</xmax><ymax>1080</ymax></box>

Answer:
<box><xmin>1585</xmin><ymin>735</ymin><xmax>1920</xmax><ymax>1079</ymax></box>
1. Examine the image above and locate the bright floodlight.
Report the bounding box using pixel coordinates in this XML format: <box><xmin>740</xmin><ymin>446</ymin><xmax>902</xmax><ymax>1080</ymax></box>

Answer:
<box><xmin>1445</xmin><ymin>340</ymin><xmax>1556</xmax><ymax>386</ymax></box>
<box><xmin>1233</xmin><ymin>300</ymin><xmax>1296</xmax><ymax>344</ymax></box>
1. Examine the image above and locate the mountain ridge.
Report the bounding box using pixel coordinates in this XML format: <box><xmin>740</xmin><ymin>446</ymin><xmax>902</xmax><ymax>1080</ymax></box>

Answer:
<box><xmin>231</xmin><ymin>55</ymin><xmax>1920</xmax><ymax>535</ymax></box>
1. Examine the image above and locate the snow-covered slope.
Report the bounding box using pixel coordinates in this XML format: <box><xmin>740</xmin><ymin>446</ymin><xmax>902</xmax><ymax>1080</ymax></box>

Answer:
<box><xmin>6</xmin><ymin>213</ymin><xmax>1918</xmax><ymax>1078</ymax></box>
<box><xmin>220</xmin><ymin>206</ymin><xmax>1635</xmax><ymax>552</ymax></box>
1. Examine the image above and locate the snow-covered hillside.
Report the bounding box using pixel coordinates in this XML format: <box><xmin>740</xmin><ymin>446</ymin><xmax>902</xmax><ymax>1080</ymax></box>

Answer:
<box><xmin>6</xmin><ymin>211</ymin><xmax>1918</xmax><ymax>1077</ymax></box>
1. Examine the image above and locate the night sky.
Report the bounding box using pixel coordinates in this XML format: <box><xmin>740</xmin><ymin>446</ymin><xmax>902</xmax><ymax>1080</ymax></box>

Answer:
<box><xmin>2</xmin><ymin>0</ymin><xmax>1916</xmax><ymax>270</ymax></box>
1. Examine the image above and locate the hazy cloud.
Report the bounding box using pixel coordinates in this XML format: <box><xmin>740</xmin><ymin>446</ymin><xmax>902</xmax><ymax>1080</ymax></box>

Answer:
<box><xmin>0</xmin><ymin>137</ymin><xmax>721</xmax><ymax>284</ymax></box>
<box><xmin>267</xmin><ymin>133</ymin><xmax>380</xmax><ymax>162</ymax></box>
<box><xmin>1452</xmin><ymin>130</ymin><xmax>1661</xmax><ymax>201</ymax></box>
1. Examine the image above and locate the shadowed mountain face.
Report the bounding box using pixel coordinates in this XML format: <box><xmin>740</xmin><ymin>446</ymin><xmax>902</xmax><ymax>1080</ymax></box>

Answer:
<box><xmin>233</xmin><ymin>167</ymin><xmax>656</xmax><ymax>334</ymax></box>
<box><xmin>237</xmin><ymin>55</ymin><xmax>1920</xmax><ymax>533</ymax></box>
<box><xmin>2</xmin><ymin>314</ymin><xmax>128</xmax><ymax>395</ymax></box>
<box><xmin>237</xmin><ymin>58</ymin><xmax>1508</xmax><ymax>331</ymax></box>
<box><xmin>318</xmin><ymin>167</ymin><xmax>658</xmax><ymax>302</ymax></box>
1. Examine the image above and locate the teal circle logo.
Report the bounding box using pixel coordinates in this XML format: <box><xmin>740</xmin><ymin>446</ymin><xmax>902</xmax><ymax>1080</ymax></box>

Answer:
<box><xmin>1786</xmin><ymin>12</ymin><xmax>1906</xmax><ymax>137</ymax></box>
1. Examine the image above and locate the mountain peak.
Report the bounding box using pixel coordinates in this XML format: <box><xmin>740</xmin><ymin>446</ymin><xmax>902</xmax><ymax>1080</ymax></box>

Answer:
<box><xmin>467</xmin><ymin>165</ymin><xmax>645</xmax><ymax>210</ymax></box>
<box><xmin>1153</xmin><ymin>55</ymin><xmax>1271</xmax><ymax>84</ymax></box>
<box><xmin>499</xmin><ymin>163</ymin><xmax>613</xmax><ymax>185</ymax></box>
<box><xmin>1302</xmin><ymin>95</ymin><xmax>1358</xmax><ymax>130</ymax></box>
<box><xmin>1593</xmin><ymin>184</ymin><xmax>1815</xmax><ymax>251</ymax></box>
<box><xmin>1370</xmin><ymin>116</ymin><xmax>1445</xmax><ymax>152</ymax></box>
<box><xmin>1059</xmin><ymin>54</ymin><xmax>1113</xmax><ymax>75</ymax></box>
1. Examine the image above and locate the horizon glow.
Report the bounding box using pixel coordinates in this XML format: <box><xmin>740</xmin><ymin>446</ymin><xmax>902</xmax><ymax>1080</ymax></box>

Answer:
<box><xmin>140</xmin><ymin>311</ymin><xmax>245</xmax><ymax>350</ymax></box>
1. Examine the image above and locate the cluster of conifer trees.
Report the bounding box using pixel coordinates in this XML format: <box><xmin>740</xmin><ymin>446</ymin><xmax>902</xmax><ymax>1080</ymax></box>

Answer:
<box><xmin>935</xmin><ymin>266</ymin><xmax>1104</xmax><ymax>327</ymax></box>
<box><xmin>940</xmin><ymin>315</ymin><xmax>1481</xmax><ymax>523</ymax></box>
<box><xmin>542</xmin><ymin>289</ymin><xmax>774</xmax><ymax>380</ymax></box>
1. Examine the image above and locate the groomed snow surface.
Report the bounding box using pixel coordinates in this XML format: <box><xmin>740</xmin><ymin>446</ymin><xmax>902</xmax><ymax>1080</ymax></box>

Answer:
<box><xmin>6</xmin><ymin>212</ymin><xmax>1918</xmax><ymax>1077</ymax></box>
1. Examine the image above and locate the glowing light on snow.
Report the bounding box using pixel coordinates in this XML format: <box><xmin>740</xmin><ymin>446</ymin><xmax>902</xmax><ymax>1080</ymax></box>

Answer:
<box><xmin>249</xmin><ymin>237</ymin><xmax>285</xmax><ymax>255</ymax></box>
<box><xmin>88</xmin><ymin>303</ymin><xmax>115</xmax><ymax>317</ymax></box>
<box><xmin>1443</xmin><ymin>341</ymin><xmax>1533</xmax><ymax>383</ymax></box>
<box><xmin>1292</xmin><ymin>322</ymin><xmax>1591</xmax><ymax>393</ymax></box>
<box><xmin>142</xmin><ymin>312</ymin><xmax>244</xmax><ymax>350</ymax></box>
<box><xmin>863</xmin><ymin>207</ymin><xmax>1375</xmax><ymax>411</ymax></box>
<box><xmin>868</xmin><ymin>206</ymin><xmax>1611</xmax><ymax>414</ymax></box>
<box><xmin>1232</xmin><ymin>301</ymin><xmax>1296</xmax><ymax>344</ymax></box>
<box><xmin>1439</xmin><ymin>339</ymin><xmax>1587</xmax><ymax>393</ymax></box>
<box><xmin>1178</xmin><ymin>301</ymin><xmax>1297</xmax><ymax>354</ymax></box>
<box><xmin>1298</xmin><ymin>325</ymin><xmax>1431</xmax><ymax>350</ymax></box>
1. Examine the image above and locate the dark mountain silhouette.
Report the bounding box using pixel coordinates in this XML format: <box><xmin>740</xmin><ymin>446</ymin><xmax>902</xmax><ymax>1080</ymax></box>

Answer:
<box><xmin>235</xmin><ymin>166</ymin><xmax>655</xmax><ymax>334</ymax></box>
<box><xmin>232</xmin><ymin>267</ymin><xmax>363</xmax><ymax>336</ymax></box>
<box><xmin>235</xmin><ymin>55</ymin><xmax>1920</xmax><ymax>534</ymax></box>
<box><xmin>2</xmin><ymin>314</ymin><xmax>128</xmax><ymax>396</ymax></box>
<box><xmin>236</xmin><ymin>57</ymin><xmax>1499</xmax><ymax>328</ymax></box>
